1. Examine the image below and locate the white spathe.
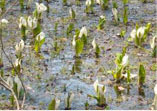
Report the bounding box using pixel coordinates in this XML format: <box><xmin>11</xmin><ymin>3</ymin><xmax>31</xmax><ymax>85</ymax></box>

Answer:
<box><xmin>72</xmin><ymin>35</ymin><xmax>76</xmax><ymax>47</ymax></box>
<box><xmin>79</xmin><ymin>26</ymin><xmax>87</xmax><ymax>38</ymax></box>
<box><xmin>19</xmin><ymin>17</ymin><xmax>27</xmax><ymax>28</ymax></box>
<box><xmin>92</xmin><ymin>38</ymin><xmax>96</xmax><ymax>49</ymax></box>
<box><xmin>1</xmin><ymin>19</ymin><xmax>9</xmax><ymax>24</ymax></box>
<box><xmin>55</xmin><ymin>98</ymin><xmax>60</xmax><ymax>110</ymax></box>
<box><xmin>14</xmin><ymin>59</ymin><xmax>21</xmax><ymax>67</ymax></box>
<box><xmin>35</xmin><ymin>2</ymin><xmax>47</xmax><ymax>13</ymax></box>
<box><xmin>122</xmin><ymin>54</ymin><xmax>129</xmax><ymax>66</ymax></box>
<box><xmin>86</xmin><ymin>0</ymin><xmax>92</xmax><ymax>6</ymax></box>
<box><xmin>137</xmin><ymin>27</ymin><xmax>146</xmax><ymax>38</ymax></box>
<box><xmin>93</xmin><ymin>79</ymin><xmax>106</xmax><ymax>95</ymax></box>
<box><xmin>15</xmin><ymin>40</ymin><xmax>24</xmax><ymax>53</ymax></box>
<box><xmin>36</xmin><ymin>32</ymin><xmax>45</xmax><ymax>41</ymax></box>
<box><xmin>100</xmin><ymin>15</ymin><xmax>106</xmax><ymax>20</ymax></box>
<box><xmin>150</xmin><ymin>36</ymin><xmax>156</xmax><ymax>49</ymax></box>
<box><xmin>112</xmin><ymin>8</ymin><xmax>118</xmax><ymax>22</ymax></box>
<box><xmin>27</xmin><ymin>16</ymin><xmax>37</xmax><ymax>29</ymax></box>
<box><xmin>130</xmin><ymin>29</ymin><xmax>137</xmax><ymax>40</ymax></box>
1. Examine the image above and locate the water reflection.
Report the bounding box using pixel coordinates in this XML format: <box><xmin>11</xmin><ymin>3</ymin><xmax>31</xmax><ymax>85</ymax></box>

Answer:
<box><xmin>138</xmin><ymin>86</ymin><xmax>145</xmax><ymax>97</ymax></box>
<box><xmin>114</xmin><ymin>85</ymin><xmax>123</xmax><ymax>102</ymax></box>
<box><xmin>71</xmin><ymin>58</ymin><xmax>82</xmax><ymax>74</ymax></box>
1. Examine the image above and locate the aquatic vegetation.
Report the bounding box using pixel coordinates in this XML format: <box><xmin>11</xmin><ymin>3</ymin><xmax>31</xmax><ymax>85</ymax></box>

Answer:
<box><xmin>69</xmin><ymin>8</ymin><xmax>76</xmax><ymax>20</ymax></box>
<box><xmin>65</xmin><ymin>93</ymin><xmax>74</xmax><ymax>109</ymax></box>
<box><xmin>100</xmin><ymin>0</ymin><xmax>109</xmax><ymax>10</ymax></box>
<box><xmin>72</xmin><ymin>35</ymin><xmax>84</xmax><ymax>57</ymax></box>
<box><xmin>79</xmin><ymin>26</ymin><xmax>88</xmax><ymax>45</ymax></box>
<box><xmin>85</xmin><ymin>0</ymin><xmax>94</xmax><ymax>14</ymax></box>
<box><xmin>150</xmin><ymin>36</ymin><xmax>156</xmax><ymax>57</ymax></box>
<box><xmin>123</xmin><ymin>7</ymin><xmax>128</xmax><ymax>25</ymax></box>
<box><xmin>129</xmin><ymin>23</ymin><xmax>151</xmax><ymax>47</ymax></box>
<box><xmin>138</xmin><ymin>64</ymin><xmax>146</xmax><ymax>86</ymax></box>
<box><xmin>66</xmin><ymin>23</ymin><xmax>74</xmax><ymax>36</ymax></box>
<box><xmin>97</xmin><ymin>15</ymin><xmax>106</xmax><ymax>30</ymax></box>
<box><xmin>112</xmin><ymin>8</ymin><xmax>119</xmax><ymax>24</ymax></box>
<box><xmin>62</xmin><ymin>0</ymin><xmax>67</xmax><ymax>6</ymax></box>
<box><xmin>33</xmin><ymin>2</ymin><xmax>47</xmax><ymax>20</ymax></box>
<box><xmin>48</xmin><ymin>98</ymin><xmax>60</xmax><ymax>110</ymax></box>
<box><xmin>112</xmin><ymin>0</ymin><xmax>118</xmax><ymax>9</ymax></box>
<box><xmin>0</xmin><ymin>0</ymin><xmax>5</xmax><ymax>11</ymax></box>
<box><xmin>34</xmin><ymin>32</ymin><xmax>45</xmax><ymax>53</ymax></box>
<box><xmin>15</xmin><ymin>40</ymin><xmax>24</xmax><ymax>59</ymax></box>
<box><xmin>108</xmin><ymin>47</ymin><xmax>130</xmax><ymax>82</ymax></box>
<box><xmin>27</xmin><ymin>0</ymin><xmax>33</xmax><ymax>9</ymax></box>
<box><xmin>88</xmin><ymin>79</ymin><xmax>106</xmax><ymax>107</ymax></box>
<box><xmin>118</xmin><ymin>30</ymin><xmax>126</xmax><ymax>38</ymax></box>
<box><xmin>92</xmin><ymin>38</ymin><xmax>101</xmax><ymax>58</ymax></box>
<box><xmin>19</xmin><ymin>0</ymin><xmax>24</xmax><ymax>10</ymax></box>
<box><xmin>122</xmin><ymin>0</ymin><xmax>128</xmax><ymax>6</ymax></box>
<box><xmin>19</xmin><ymin>17</ymin><xmax>27</xmax><ymax>41</ymax></box>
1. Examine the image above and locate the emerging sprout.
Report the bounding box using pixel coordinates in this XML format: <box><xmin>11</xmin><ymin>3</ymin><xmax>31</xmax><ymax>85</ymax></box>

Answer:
<box><xmin>138</xmin><ymin>64</ymin><xmax>146</xmax><ymax>86</ymax></box>
<box><xmin>0</xmin><ymin>0</ymin><xmax>5</xmax><ymax>11</ymax></box>
<box><xmin>27</xmin><ymin>0</ymin><xmax>33</xmax><ymax>9</ymax></box>
<box><xmin>85</xmin><ymin>0</ymin><xmax>94</xmax><ymax>14</ymax></box>
<box><xmin>66</xmin><ymin>23</ymin><xmax>74</xmax><ymax>36</ymax></box>
<box><xmin>123</xmin><ymin>7</ymin><xmax>128</xmax><ymax>25</ymax></box>
<box><xmin>79</xmin><ymin>26</ymin><xmax>88</xmax><ymax>45</ymax></box>
<box><xmin>129</xmin><ymin>23</ymin><xmax>151</xmax><ymax>47</ymax></box>
<box><xmin>150</xmin><ymin>36</ymin><xmax>156</xmax><ymax>57</ymax></box>
<box><xmin>48</xmin><ymin>98</ymin><xmax>60</xmax><ymax>110</ymax></box>
<box><xmin>33</xmin><ymin>3</ymin><xmax>47</xmax><ymax>20</ymax></box>
<box><xmin>69</xmin><ymin>8</ymin><xmax>76</xmax><ymax>20</ymax></box>
<box><xmin>62</xmin><ymin>0</ymin><xmax>67</xmax><ymax>6</ymax></box>
<box><xmin>65</xmin><ymin>93</ymin><xmax>74</xmax><ymax>110</ymax></box>
<box><xmin>112</xmin><ymin>8</ymin><xmax>119</xmax><ymax>24</ymax></box>
<box><xmin>15</xmin><ymin>40</ymin><xmax>24</xmax><ymax>59</ymax></box>
<box><xmin>34</xmin><ymin>32</ymin><xmax>45</xmax><ymax>53</ymax></box>
<box><xmin>92</xmin><ymin>38</ymin><xmax>100</xmax><ymax>58</ymax></box>
<box><xmin>19</xmin><ymin>17</ymin><xmax>27</xmax><ymax>41</ymax></box>
<box><xmin>99</xmin><ymin>0</ymin><xmax>109</xmax><ymax>10</ymax></box>
<box><xmin>19</xmin><ymin>0</ymin><xmax>24</xmax><ymax>10</ymax></box>
<box><xmin>72</xmin><ymin>35</ymin><xmax>84</xmax><ymax>57</ymax></box>
<box><xmin>88</xmin><ymin>79</ymin><xmax>106</xmax><ymax>107</ymax></box>
<box><xmin>97</xmin><ymin>15</ymin><xmax>106</xmax><ymax>30</ymax></box>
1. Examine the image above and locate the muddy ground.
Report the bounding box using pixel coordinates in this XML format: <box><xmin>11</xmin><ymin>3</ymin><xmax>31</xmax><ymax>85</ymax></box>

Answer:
<box><xmin>0</xmin><ymin>0</ymin><xmax>156</xmax><ymax>110</ymax></box>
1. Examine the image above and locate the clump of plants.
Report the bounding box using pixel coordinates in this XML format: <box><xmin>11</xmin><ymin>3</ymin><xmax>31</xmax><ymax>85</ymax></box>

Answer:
<box><xmin>112</xmin><ymin>8</ymin><xmax>120</xmax><ymax>24</ymax></box>
<box><xmin>138</xmin><ymin>64</ymin><xmax>146</xmax><ymax>86</ymax></box>
<box><xmin>69</xmin><ymin>8</ymin><xmax>76</xmax><ymax>20</ymax></box>
<box><xmin>48</xmin><ymin>98</ymin><xmax>60</xmax><ymax>110</ymax></box>
<box><xmin>129</xmin><ymin>23</ymin><xmax>151</xmax><ymax>47</ymax></box>
<box><xmin>88</xmin><ymin>79</ymin><xmax>107</xmax><ymax>107</ymax></box>
<box><xmin>97</xmin><ymin>15</ymin><xmax>106</xmax><ymax>30</ymax></box>
<box><xmin>92</xmin><ymin>38</ymin><xmax>101</xmax><ymax>58</ymax></box>
<box><xmin>85</xmin><ymin>0</ymin><xmax>94</xmax><ymax>14</ymax></box>
<box><xmin>72</xmin><ymin>27</ymin><xmax>88</xmax><ymax>57</ymax></box>
<box><xmin>108</xmin><ymin>47</ymin><xmax>130</xmax><ymax>82</ymax></box>
<box><xmin>34</xmin><ymin>32</ymin><xmax>45</xmax><ymax>53</ymax></box>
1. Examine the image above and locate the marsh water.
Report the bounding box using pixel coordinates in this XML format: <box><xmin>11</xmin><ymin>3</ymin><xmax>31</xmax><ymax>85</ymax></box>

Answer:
<box><xmin>0</xmin><ymin>0</ymin><xmax>156</xmax><ymax>110</ymax></box>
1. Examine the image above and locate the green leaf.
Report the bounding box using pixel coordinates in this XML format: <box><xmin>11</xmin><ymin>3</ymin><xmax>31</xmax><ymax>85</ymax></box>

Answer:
<box><xmin>138</xmin><ymin>64</ymin><xmax>146</xmax><ymax>85</ymax></box>
<box><xmin>48</xmin><ymin>98</ymin><xmax>56</xmax><ymax>110</ymax></box>
<box><xmin>75</xmin><ymin>39</ymin><xmax>84</xmax><ymax>56</ymax></box>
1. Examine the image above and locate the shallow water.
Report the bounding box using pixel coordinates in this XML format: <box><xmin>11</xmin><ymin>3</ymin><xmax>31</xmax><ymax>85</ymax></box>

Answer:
<box><xmin>0</xmin><ymin>0</ymin><xmax>156</xmax><ymax>110</ymax></box>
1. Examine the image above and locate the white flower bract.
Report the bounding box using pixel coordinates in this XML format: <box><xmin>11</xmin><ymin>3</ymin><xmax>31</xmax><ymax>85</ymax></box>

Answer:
<box><xmin>79</xmin><ymin>26</ymin><xmax>87</xmax><ymax>38</ymax></box>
